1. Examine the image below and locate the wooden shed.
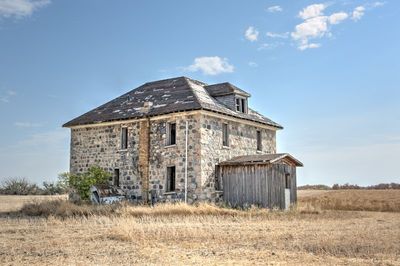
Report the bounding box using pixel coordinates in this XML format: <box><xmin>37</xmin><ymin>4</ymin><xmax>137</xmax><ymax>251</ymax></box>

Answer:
<box><xmin>217</xmin><ymin>154</ymin><xmax>303</xmax><ymax>209</ymax></box>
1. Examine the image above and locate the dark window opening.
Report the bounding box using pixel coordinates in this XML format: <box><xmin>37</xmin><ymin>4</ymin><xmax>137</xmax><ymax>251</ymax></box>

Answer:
<box><xmin>241</xmin><ymin>98</ymin><xmax>246</xmax><ymax>113</ymax></box>
<box><xmin>285</xmin><ymin>173</ymin><xmax>291</xmax><ymax>189</ymax></box>
<box><xmin>222</xmin><ymin>123</ymin><xmax>229</xmax><ymax>147</ymax></box>
<box><xmin>167</xmin><ymin>123</ymin><xmax>176</xmax><ymax>146</ymax></box>
<box><xmin>114</xmin><ymin>169</ymin><xmax>120</xmax><ymax>187</ymax></box>
<box><xmin>121</xmin><ymin>127</ymin><xmax>128</xmax><ymax>149</ymax></box>
<box><xmin>235</xmin><ymin>98</ymin><xmax>240</xmax><ymax>111</ymax></box>
<box><xmin>166</xmin><ymin>166</ymin><xmax>176</xmax><ymax>192</ymax></box>
<box><xmin>257</xmin><ymin>130</ymin><xmax>262</xmax><ymax>151</ymax></box>
<box><xmin>235</xmin><ymin>97</ymin><xmax>247</xmax><ymax>113</ymax></box>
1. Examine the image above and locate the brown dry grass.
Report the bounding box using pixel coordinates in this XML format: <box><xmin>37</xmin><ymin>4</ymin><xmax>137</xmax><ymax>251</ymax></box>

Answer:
<box><xmin>299</xmin><ymin>189</ymin><xmax>400</xmax><ymax>212</ymax></box>
<box><xmin>0</xmin><ymin>190</ymin><xmax>399</xmax><ymax>265</ymax></box>
<box><xmin>0</xmin><ymin>195</ymin><xmax>67</xmax><ymax>213</ymax></box>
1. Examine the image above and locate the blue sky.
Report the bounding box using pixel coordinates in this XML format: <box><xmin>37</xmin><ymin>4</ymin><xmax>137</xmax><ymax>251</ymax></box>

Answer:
<box><xmin>0</xmin><ymin>0</ymin><xmax>399</xmax><ymax>185</ymax></box>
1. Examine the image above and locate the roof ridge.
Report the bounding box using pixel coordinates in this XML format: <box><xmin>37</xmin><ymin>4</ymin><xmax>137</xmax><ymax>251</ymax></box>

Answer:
<box><xmin>183</xmin><ymin>77</ymin><xmax>207</xmax><ymax>110</ymax></box>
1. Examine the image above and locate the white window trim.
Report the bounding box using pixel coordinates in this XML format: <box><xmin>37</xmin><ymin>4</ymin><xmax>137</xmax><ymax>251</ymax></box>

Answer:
<box><xmin>235</xmin><ymin>96</ymin><xmax>248</xmax><ymax>114</ymax></box>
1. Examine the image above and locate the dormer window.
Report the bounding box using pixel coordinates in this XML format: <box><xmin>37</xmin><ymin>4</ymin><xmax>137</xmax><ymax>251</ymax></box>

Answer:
<box><xmin>235</xmin><ymin>97</ymin><xmax>247</xmax><ymax>113</ymax></box>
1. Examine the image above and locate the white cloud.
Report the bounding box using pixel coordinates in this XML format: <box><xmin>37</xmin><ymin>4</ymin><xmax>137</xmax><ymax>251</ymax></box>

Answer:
<box><xmin>256</xmin><ymin>2</ymin><xmax>382</xmax><ymax>51</ymax></box>
<box><xmin>257</xmin><ymin>42</ymin><xmax>282</xmax><ymax>51</ymax></box>
<box><xmin>372</xmin><ymin>1</ymin><xmax>385</xmax><ymax>7</ymax></box>
<box><xmin>291</xmin><ymin>4</ymin><xmax>352</xmax><ymax>50</ymax></box>
<box><xmin>298</xmin><ymin>4</ymin><xmax>326</xmax><ymax>20</ymax></box>
<box><xmin>14</xmin><ymin>122</ymin><xmax>43</xmax><ymax>128</ymax></box>
<box><xmin>244</xmin><ymin>26</ymin><xmax>259</xmax><ymax>42</ymax></box>
<box><xmin>248</xmin><ymin>61</ymin><xmax>258</xmax><ymax>67</ymax></box>
<box><xmin>0</xmin><ymin>90</ymin><xmax>17</xmax><ymax>103</ymax></box>
<box><xmin>266</xmin><ymin>32</ymin><xmax>289</xmax><ymax>38</ymax></box>
<box><xmin>329</xmin><ymin>12</ymin><xmax>349</xmax><ymax>24</ymax></box>
<box><xmin>291</xmin><ymin>16</ymin><xmax>329</xmax><ymax>42</ymax></box>
<box><xmin>0</xmin><ymin>0</ymin><xmax>50</xmax><ymax>18</ymax></box>
<box><xmin>266</xmin><ymin>5</ymin><xmax>282</xmax><ymax>13</ymax></box>
<box><xmin>186</xmin><ymin>56</ymin><xmax>234</xmax><ymax>75</ymax></box>
<box><xmin>352</xmin><ymin>6</ymin><xmax>365</xmax><ymax>21</ymax></box>
<box><xmin>298</xmin><ymin>43</ymin><xmax>321</xmax><ymax>50</ymax></box>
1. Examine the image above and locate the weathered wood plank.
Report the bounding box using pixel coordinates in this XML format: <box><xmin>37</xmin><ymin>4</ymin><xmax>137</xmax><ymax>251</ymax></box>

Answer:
<box><xmin>220</xmin><ymin>163</ymin><xmax>297</xmax><ymax>209</ymax></box>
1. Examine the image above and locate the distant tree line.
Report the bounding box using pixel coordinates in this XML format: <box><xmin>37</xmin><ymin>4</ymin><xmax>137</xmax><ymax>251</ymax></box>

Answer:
<box><xmin>0</xmin><ymin>173</ymin><xmax>69</xmax><ymax>195</ymax></box>
<box><xmin>298</xmin><ymin>183</ymin><xmax>400</xmax><ymax>190</ymax></box>
<box><xmin>0</xmin><ymin>167</ymin><xmax>110</xmax><ymax>199</ymax></box>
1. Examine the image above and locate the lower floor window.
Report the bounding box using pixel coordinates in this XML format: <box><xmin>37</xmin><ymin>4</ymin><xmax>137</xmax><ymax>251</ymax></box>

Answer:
<box><xmin>114</xmin><ymin>169</ymin><xmax>120</xmax><ymax>187</ymax></box>
<box><xmin>166</xmin><ymin>166</ymin><xmax>176</xmax><ymax>192</ymax></box>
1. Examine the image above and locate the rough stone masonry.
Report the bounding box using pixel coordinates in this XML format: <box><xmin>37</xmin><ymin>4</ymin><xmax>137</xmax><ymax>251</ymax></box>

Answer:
<box><xmin>64</xmin><ymin>77</ymin><xmax>282</xmax><ymax>203</ymax></box>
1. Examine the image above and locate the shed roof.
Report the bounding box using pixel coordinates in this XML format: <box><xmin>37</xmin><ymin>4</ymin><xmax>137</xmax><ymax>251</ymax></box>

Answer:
<box><xmin>219</xmin><ymin>153</ymin><xmax>303</xmax><ymax>167</ymax></box>
<box><xmin>63</xmin><ymin>76</ymin><xmax>282</xmax><ymax>128</ymax></box>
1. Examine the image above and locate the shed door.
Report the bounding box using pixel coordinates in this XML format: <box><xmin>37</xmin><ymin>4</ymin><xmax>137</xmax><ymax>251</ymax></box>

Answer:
<box><xmin>284</xmin><ymin>189</ymin><xmax>290</xmax><ymax>210</ymax></box>
<box><xmin>284</xmin><ymin>173</ymin><xmax>291</xmax><ymax>210</ymax></box>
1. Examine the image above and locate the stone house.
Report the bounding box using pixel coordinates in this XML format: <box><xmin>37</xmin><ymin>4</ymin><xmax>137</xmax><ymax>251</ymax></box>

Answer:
<box><xmin>63</xmin><ymin>76</ymin><xmax>301</xmax><ymax>205</ymax></box>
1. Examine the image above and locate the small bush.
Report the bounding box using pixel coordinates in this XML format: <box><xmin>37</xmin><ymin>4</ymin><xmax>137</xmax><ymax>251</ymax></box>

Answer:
<box><xmin>0</xmin><ymin>178</ymin><xmax>41</xmax><ymax>195</ymax></box>
<box><xmin>41</xmin><ymin>181</ymin><xmax>66</xmax><ymax>195</ymax></box>
<box><xmin>66</xmin><ymin>166</ymin><xmax>111</xmax><ymax>201</ymax></box>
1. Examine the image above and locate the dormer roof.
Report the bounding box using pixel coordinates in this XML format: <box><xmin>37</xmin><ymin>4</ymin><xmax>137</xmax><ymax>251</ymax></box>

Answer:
<box><xmin>205</xmin><ymin>82</ymin><xmax>251</xmax><ymax>97</ymax></box>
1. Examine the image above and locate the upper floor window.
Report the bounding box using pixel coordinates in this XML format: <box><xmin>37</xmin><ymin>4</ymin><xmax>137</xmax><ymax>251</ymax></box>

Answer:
<box><xmin>166</xmin><ymin>122</ymin><xmax>176</xmax><ymax>146</ymax></box>
<box><xmin>121</xmin><ymin>127</ymin><xmax>128</xmax><ymax>150</ymax></box>
<box><xmin>235</xmin><ymin>97</ymin><xmax>247</xmax><ymax>113</ymax></box>
<box><xmin>222</xmin><ymin>123</ymin><xmax>229</xmax><ymax>147</ymax></box>
<box><xmin>256</xmin><ymin>130</ymin><xmax>262</xmax><ymax>151</ymax></box>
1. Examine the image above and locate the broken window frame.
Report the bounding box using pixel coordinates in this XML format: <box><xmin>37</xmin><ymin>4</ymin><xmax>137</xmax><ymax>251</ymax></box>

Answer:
<box><xmin>166</xmin><ymin>122</ymin><xmax>177</xmax><ymax>146</ymax></box>
<box><xmin>256</xmin><ymin>130</ymin><xmax>262</xmax><ymax>151</ymax></box>
<box><xmin>121</xmin><ymin>127</ymin><xmax>128</xmax><ymax>150</ymax></box>
<box><xmin>235</xmin><ymin>96</ymin><xmax>247</xmax><ymax>113</ymax></box>
<box><xmin>222</xmin><ymin>123</ymin><xmax>229</xmax><ymax>147</ymax></box>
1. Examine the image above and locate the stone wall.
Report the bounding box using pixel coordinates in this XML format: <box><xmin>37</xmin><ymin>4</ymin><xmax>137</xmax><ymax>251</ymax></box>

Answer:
<box><xmin>199</xmin><ymin>113</ymin><xmax>276</xmax><ymax>199</ymax></box>
<box><xmin>70</xmin><ymin>113</ymin><xmax>202</xmax><ymax>203</ymax></box>
<box><xmin>148</xmin><ymin>113</ymin><xmax>202</xmax><ymax>203</ymax></box>
<box><xmin>70</xmin><ymin>122</ymin><xmax>141</xmax><ymax>197</ymax></box>
<box><xmin>69</xmin><ymin>111</ymin><xmax>277</xmax><ymax>203</ymax></box>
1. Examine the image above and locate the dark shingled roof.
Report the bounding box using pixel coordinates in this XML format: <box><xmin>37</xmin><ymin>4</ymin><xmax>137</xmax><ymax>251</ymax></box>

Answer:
<box><xmin>219</xmin><ymin>153</ymin><xmax>303</xmax><ymax>167</ymax></box>
<box><xmin>205</xmin><ymin>82</ymin><xmax>251</xmax><ymax>97</ymax></box>
<box><xmin>63</xmin><ymin>77</ymin><xmax>282</xmax><ymax>129</ymax></box>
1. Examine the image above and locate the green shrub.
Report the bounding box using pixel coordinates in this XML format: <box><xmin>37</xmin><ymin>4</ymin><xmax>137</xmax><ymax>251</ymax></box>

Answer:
<box><xmin>66</xmin><ymin>166</ymin><xmax>110</xmax><ymax>200</ymax></box>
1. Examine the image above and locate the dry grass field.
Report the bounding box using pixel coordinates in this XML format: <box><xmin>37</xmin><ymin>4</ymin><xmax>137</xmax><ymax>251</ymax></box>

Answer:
<box><xmin>0</xmin><ymin>190</ymin><xmax>399</xmax><ymax>265</ymax></box>
<box><xmin>0</xmin><ymin>195</ymin><xmax>68</xmax><ymax>213</ymax></box>
<box><xmin>299</xmin><ymin>189</ymin><xmax>400</xmax><ymax>212</ymax></box>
